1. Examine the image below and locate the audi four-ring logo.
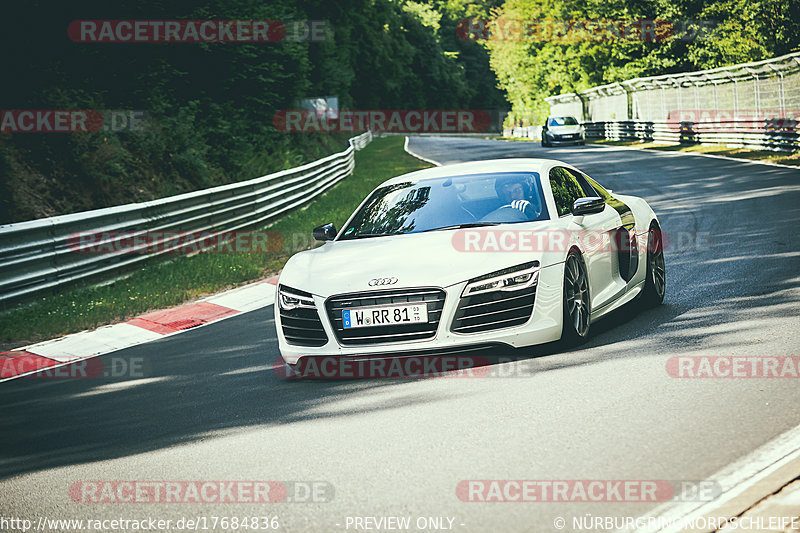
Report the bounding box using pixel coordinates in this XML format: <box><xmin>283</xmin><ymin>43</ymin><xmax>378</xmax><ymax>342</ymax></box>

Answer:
<box><xmin>368</xmin><ymin>277</ymin><xmax>398</xmax><ymax>286</ymax></box>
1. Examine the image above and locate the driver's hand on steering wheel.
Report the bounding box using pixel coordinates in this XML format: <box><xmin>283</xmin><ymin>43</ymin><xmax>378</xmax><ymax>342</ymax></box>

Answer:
<box><xmin>507</xmin><ymin>199</ymin><xmax>535</xmax><ymax>218</ymax></box>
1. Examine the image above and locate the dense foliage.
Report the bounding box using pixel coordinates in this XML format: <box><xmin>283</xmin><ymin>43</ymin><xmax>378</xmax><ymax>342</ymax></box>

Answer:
<box><xmin>3</xmin><ymin>0</ymin><xmax>795</xmax><ymax>223</ymax></box>
<box><xmin>1</xmin><ymin>0</ymin><xmax>505</xmax><ymax>223</ymax></box>
<box><xmin>487</xmin><ymin>0</ymin><xmax>800</xmax><ymax>124</ymax></box>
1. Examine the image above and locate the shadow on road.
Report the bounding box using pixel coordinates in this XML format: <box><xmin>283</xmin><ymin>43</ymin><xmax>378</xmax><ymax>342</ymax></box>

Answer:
<box><xmin>1</xmin><ymin>138</ymin><xmax>798</xmax><ymax>481</ymax></box>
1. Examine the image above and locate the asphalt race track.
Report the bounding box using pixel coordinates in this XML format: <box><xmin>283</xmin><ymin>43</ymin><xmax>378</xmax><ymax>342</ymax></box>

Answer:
<box><xmin>1</xmin><ymin>137</ymin><xmax>799</xmax><ymax>532</ymax></box>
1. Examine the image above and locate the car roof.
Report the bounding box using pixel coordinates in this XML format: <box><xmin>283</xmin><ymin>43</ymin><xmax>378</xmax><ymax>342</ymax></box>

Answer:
<box><xmin>380</xmin><ymin>158</ymin><xmax>564</xmax><ymax>187</ymax></box>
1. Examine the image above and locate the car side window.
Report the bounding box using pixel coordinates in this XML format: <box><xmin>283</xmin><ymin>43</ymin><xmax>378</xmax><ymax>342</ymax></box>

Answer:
<box><xmin>565</xmin><ymin>168</ymin><xmax>602</xmax><ymax>198</ymax></box>
<box><xmin>581</xmin><ymin>173</ymin><xmax>614</xmax><ymax>201</ymax></box>
<box><xmin>549</xmin><ymin>167</ymin><xmax>586</xmax><ymax>217</ymax></box>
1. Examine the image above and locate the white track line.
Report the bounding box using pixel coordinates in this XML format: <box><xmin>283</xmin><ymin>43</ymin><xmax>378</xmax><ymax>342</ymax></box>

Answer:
<box><xmin>623</xmin><ymin>423</ymin><xmax>800</xmax><ymax>532</ymax></box>
<box><xmin>25</xmin><ymin>323</ymin><xmax>163</xmax><ymax>361</ymax></box>
<box><xmin>404</xmin><ymin>136</ymin><xmax>442</xmax><ymax>166</ymax></box>
<box><xmin>202</xmin><ymin>282</ymin><xmax>275</xmax><ymax>313</ymax></box>
<box><xmin>1</xmin><ymin>282</ymin><xmax>276</xmax><ymax>383</ymax></box>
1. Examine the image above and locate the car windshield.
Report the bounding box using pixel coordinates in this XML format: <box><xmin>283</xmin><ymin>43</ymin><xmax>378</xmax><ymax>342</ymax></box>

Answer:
<box><xmin>548</xmin><ymin>116</ymin><xmax>579</xmax><ymax>126</ymax></box>
<box><xmin>338</xmin><ymin>172</ymin><xmax>549</xmax><ymax>240</ymax></box>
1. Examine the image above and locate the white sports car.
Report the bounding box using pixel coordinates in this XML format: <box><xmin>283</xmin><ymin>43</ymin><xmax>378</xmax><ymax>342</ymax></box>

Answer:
<box><xmin>274</xmin><ymin>159</ymin><xmax>665</xmax><ymax>369</ymax></box>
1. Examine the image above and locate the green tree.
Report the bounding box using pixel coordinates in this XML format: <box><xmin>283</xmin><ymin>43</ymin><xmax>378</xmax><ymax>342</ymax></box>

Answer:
<box><xmin>485</xmin><ymin>0</ymin><xmax>800</xmax><ymax>125</ymax></box>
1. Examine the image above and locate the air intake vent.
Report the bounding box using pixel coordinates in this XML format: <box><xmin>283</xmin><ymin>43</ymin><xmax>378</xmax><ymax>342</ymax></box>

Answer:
<box><xmin>451</xmin><ymin>286</ymin><xmax>536</xmax><ymax>334</ymax></box>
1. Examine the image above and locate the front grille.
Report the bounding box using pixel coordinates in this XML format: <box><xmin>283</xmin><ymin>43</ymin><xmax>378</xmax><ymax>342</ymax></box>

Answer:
<box><xmin>326</xmin><ymin>288</ymin><xmax>446</xmax><ymax>345</ymax></box>
<box><xmin>278</xmin><ymin>285</ymin><xmax>328</xmax><ymax>347</ymax></box>
<box><xmin>451</xmin><ymin>286</ymin><xmax>536</xmax><ymax>334</ymax></box>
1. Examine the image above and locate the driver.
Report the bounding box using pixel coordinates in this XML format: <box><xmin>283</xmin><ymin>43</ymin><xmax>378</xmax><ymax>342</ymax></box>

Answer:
<box><xmin>495</xmin><ymin>176</ymin><xmax>536</xmax><ymax>218</ymax></box>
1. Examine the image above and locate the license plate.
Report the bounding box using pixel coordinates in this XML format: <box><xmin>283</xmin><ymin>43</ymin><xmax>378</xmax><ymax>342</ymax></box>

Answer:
<box><xmin>342</xmin><ymin>304</ymin><xmax>428</xmax><ymax>329</ymax></box>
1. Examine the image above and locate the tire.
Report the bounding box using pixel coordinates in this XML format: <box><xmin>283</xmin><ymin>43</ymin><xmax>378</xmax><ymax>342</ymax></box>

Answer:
<box><xmin>560</xmin><ymin>251</ymin><xmax>591</xmax><ymax>346</ymax></box>
<box><xmin>541</xmin><ymin>140</ymin><xmax>549</xmax><ymax>147</ymax></box>
<box><xmin>640</xmin><ymin>223</ymin><xmax>666</xmax><ymax>307</ymax></box>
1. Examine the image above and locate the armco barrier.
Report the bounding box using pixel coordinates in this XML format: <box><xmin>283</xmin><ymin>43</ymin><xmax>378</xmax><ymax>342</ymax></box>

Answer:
<box><xmin>501</xmin><ymin>125</ymin><xmax>543</xmax><ymax>141</ymax></box>
<box><xmin>545</xmin><ymin>52</ymin><xmax>800</xmax><ymax>152</ymax></box>
<box><xmin>582</xmin><ymin>120</ymin><xmax>798</xmax><ymax>151</ymax></box>
<box><xmin>0</xmin><ymin>131</ymin><xmax>372</xmax><ymax>305</ymax></box>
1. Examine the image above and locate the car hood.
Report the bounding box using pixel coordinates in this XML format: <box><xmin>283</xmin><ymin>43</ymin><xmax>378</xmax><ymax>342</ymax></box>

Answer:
<box><xmin>279</xmin><ymin>221</ymin><xmax>565</xmax><ymax>296</ymax></box>
<box><xmin>549</xmin><ymin>125</ymin><xmax>582</xmax><ymax>134</ymax></box>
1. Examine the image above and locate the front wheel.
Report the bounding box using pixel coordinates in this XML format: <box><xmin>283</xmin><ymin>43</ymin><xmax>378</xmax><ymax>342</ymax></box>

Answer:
<box><xmin>560</xmin><ymin>251</ymin><xmax>590</xmax><ymax>346</ymax></box>
<box><xmin>640</xmin><ymin>223</ymin><xmax>666</xmax><ymax>307</ymax></box>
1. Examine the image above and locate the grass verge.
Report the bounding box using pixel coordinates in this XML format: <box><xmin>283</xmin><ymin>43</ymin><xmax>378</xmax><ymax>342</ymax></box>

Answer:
<box><xmin>587</xmin><ymin>139</ymin><xmax>800</xmax><ymax>167</ymax></box>
<box><xmin>0</xmin><ymin>136</ymin><xmax>430</xmax><ymax>350</ymax></box>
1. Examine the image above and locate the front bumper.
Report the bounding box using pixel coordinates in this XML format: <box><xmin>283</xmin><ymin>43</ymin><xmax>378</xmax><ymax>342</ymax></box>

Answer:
<box><xmin>274</xmin><ymin>262</ymin><xmax>565</xmax><ymax>365</ymax></box>
<box><xmin>545</xmin><ymin>135</ymin><xmax>584</xmax><ymax>145</ymax></box>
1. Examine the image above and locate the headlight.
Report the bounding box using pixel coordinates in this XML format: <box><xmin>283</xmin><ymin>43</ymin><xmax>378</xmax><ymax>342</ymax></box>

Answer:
<box><xmin>462</xmin><ymin>261</ymin><xmax>540</xmax><ymax>297</ymax></box>
<box><xmin>279</xmin><ymin>286</ymin><xmax>316</xmax><ymax>310</ymax></box>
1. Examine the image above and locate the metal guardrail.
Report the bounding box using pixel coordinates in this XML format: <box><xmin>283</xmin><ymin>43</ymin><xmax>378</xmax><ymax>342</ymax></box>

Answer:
<box><xmin>545</xmin><ymin>52</ymin><xmax>800</xmax><ymax>152</ymax></box>
<box><xmin>501</xmin><ymin>126</ymin><xmax>543</xmax><ymax>141</ymax></box>
<box><xmin>583</xmin><ymin>120</ymin><xmax>798</xmax><ymax>150</ymax></box>
<box><xmin>0</xmin><ymin>131</ymin><xmax>373</xmax><ymax>305</ymax></box>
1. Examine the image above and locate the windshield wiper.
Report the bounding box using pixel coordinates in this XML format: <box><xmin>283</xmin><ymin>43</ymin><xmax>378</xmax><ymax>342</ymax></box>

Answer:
<box><xmin>421</xmin><ymin>222</ymin><xmax>502</xmax><ymax>233</ymax></box>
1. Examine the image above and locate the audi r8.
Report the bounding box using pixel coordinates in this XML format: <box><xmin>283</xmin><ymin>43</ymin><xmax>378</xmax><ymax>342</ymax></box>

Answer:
<box><xmin>274</xmin><ymin>159</ymin><xmax>665</xmax><ymax>368</ymax></box>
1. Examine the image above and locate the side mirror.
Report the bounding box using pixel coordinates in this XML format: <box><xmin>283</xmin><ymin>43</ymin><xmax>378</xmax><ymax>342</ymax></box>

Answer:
<box><xmin>572</xmin><ymin>197</ymin><xmax>605</xmax><ymax>216</ymax></box>
<box><xmin>313</xmin><ymin>223</ymin><xmax>337</xmax><ymax>242</ymax></box>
